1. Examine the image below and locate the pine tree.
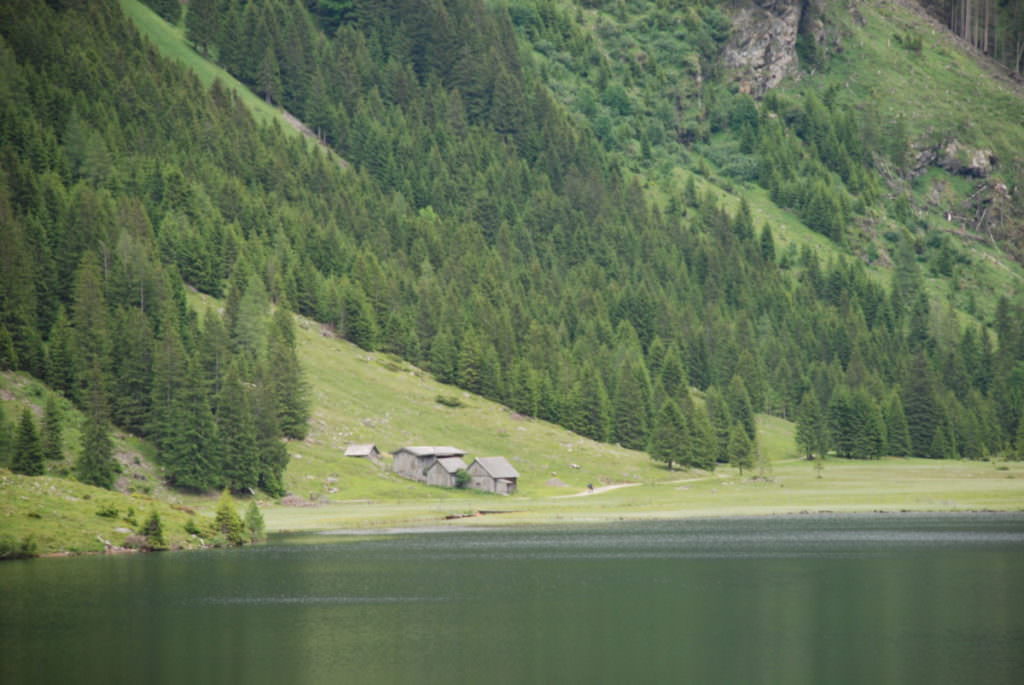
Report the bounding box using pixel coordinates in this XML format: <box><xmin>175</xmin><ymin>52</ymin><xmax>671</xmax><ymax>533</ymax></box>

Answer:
<box><xmin>903</xmin><ymin>354</ymin><xmax>940</xmax><ymax>458</ymax></box>
<box><xmin>213</xmin><ymin>490</ymin><xmax>246</xmax><ymax>545</ymax></box>
<box><xmin>76</xmin><ymin>371</ymin><xmax>118</xmax><ymax>489</ymax></box>
<box><xmin>187</xmin><ymin>0</ymin><xmax>219</xmax><ymax>55</ymax></box>
<box><xmin>613</xmin><ymin>357</ymin><xmax>651</xmax><ymax>450</ymax></box>
<box><xmin>727</xmin><ymin>423</ymin><xmax>754</xmax><ymax>476</ymax></box>
<box><xmin>12</xmin><ymin>409</ymin><xmax>43</xmax><ymax>477</ymax></box>
<box><xmin>46</xmin><ymin>305</ymin><xmax>74</xmax><ymax>397</ymax></box>
<box><xmin>883</xmin><ymin>392</ymin><xmax>911</xmax><ymax>457</ymax></box>
<box><xmin>253</xmin><ymin>361</ymin><xmax>290</xmax><ymax>497</ymax></box>
<box><xmin>40</xmin><ymin>395</ymin><xmax>63</xmax><ymax>461</ymax></box>
<box><xmin>162</xmin><ymin>358</ymin><xmax>221</xmax><ymax>491</ymax></box>
<box><xmin>216</xmin><ymin>361</ymin><xmax>259</xmax><ymax>492</ymax></box>
<box><xmin>267</xmin><ymin>307</ymin><xmax>309</xmax><ymax>440</ymax></box>
<box><xmin>649</xmin><ymin>399</ymin><xmax>688</xmax><ymax>470</ymax></box>
<box><xmin>244</xmin><ymin>500</ymin><xmax>266</xmax><ymax>542</ymax></box>
<box><xmin>726</xmin><ymin>375</ymin><xmax>756</xmax><ymax>441</ymax></box>
<box><xmin>0</xmin><ymin>404</ymin><xmax>10</xmax><ymax>468</ymax></box>
<box><xmin>142</xmin><ymin>509</ymin><xmax>167</xmax><ymax>550</ymax></box>
<box><xmin>795</xmin><ymin>390</ymin><xmax>827</xmax><ymax>459</ymax></box>
<box><xmin>705</xmin><ymin>385</ymin><xmax>733</xmax><ymax>463</ymax></box>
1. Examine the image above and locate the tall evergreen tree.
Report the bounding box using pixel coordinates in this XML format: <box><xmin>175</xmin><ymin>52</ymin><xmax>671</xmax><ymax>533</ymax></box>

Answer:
<box><xmin>903</xmin><ymin>354</ymin><xmax>940</xmax><ymax>458</ymax></box>
<box><xmin>76</xmin><ymin>376</ymin><xmax>118</xmax><ymax>489</ymax></box>
<box><xmin>267</xmin><ymin>307</ymin><xmax>309</xmax><ymax>440</ymax></box>
<box><xmin>40</xmin><ymin>395</ymin><xmax>63</xmax><ymax>461</ymax></box>
<box><xmin>613</xmin><ymin>357</ymin><xmax>651</xmax><ymax>451</ymax></box>
<box><xmin>12</xmin><ymin>408</ymin><xmax>43</xmax><ymax>476</ymax></box>
<box><xmin>727</xmin><ymin>423</ymin><xmax>754</xmax><ymax>475</ymax></box>
<box><xmin>883</xmin><ymin>391</ymin><xmax>911</xmax><ymax>457</ymax></box>
<box><xmin>649</xmin><ymin>399</ymin><xmax>688</xmax><ymax>470</ymax></box>
<box><xmin>216</xmin><ymin>360</ymin><xmax>259</xmax><ymax>492</ymax></box>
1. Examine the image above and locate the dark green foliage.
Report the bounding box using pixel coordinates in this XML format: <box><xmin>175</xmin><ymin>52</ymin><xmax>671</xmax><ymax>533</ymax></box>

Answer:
<box><xmin>12</xmin><ymin>408</ymin><xmax>43</xmax><ymax>476</ymax></box>
<box><xmin>613</xmin><ymin>357</ymin><xmax>651</xmax><ymax>451</ymax></box>
<box><xmin>454</xmin><ymin>468</ymin><xmax>470</xmax><ymax>489</ymax></box>
<box><xmin>727</xmin><ymin>423</ymin><xmax>753</xmax><ymax>476</ymax></box>
<box><xmin>726</xmin><ymin>375</ymin><xmax>756</xmax><ymax>441</ymax></box>
<box><xmin>0</xmin><ymin>535</ymin><xmax>37</xmax><ymax>560</ymax></box>
<box><xmin>267</xmin><ymin>307</ymin><xmax>309</xmax><ymax>440</ymax></box>
<box><xmin>795</xmin><ymin>390</ymin><xmax>828</xmax><ymax>459</ymax></box>
<box><xmin>903</xmin><ymin>355</ymin><xmax>941</xmax><ymax>458</ymax></box>
<box><xmin>216</xmin><ymin>360</ymin><xmax>259</xmax><ymax>492</ymax></box>
<box><xmin>40</xmin><ymin>395</ymin><xmax>63</xmax><ymax>461</ymax></box>
<box><xmin>883</xmin><ymin>392</ymin><xmax>911</xmax><ymax>457</ymax></box>
<box><xmin>75</xmin><ymin>379</ymin><xmax>118</xmax><ymax>489</ymax></box>
<box><xmin>142</xmin><ymin>509</ymin><xmax>167</xmax><ymax>550</ymax></box>
<box><xmin>144</xmin><ymin>0</ymin><xmax>181</xmax><ymax>24</ymax></box>
<box><xmin>649</xmin><ymin>399</ymin><xmax>687</xmax><ymax>470</ymax></box>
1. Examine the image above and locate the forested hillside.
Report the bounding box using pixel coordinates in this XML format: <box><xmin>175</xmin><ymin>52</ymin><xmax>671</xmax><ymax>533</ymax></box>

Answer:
<box><xmin>1</xmin><ymin>0</ymin><xmax>1023</xmax><ymax>501</ymax></box>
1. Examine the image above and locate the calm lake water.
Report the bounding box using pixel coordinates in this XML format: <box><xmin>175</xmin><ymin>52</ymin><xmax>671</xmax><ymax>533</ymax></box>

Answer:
<box><xmin>2</xmin><ymin>513</ymin><xmax>1023</xmax><ymax>684</ymax></box>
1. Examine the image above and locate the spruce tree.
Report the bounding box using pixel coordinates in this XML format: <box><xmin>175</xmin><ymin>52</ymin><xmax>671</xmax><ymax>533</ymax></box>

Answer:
<box><xmin>267</xmin><ymin>307</ymin><xmax>309</xmax><ymax>440</ymax></box>
<box><xmin>726</xmin><ymin>375</ymin><xmax>756</xmax><ymax>441</ymax></box>
<box><xmin>76</xmin><ymin>373</ymin><xmax>118</xmax><ymax>489</ymax></box>
<box><xmin>903</xmin><ymin>354</ymin><xmax>940</xmax><ymax>458</ymax></box>
<box><xmin>796</xmin><ymin>390</ymin><xmax>827</xmax><ymax>459</ymax></box>
<box><xmin>705</xmin><ymin>385</ymin><xmax>733</xmax><ymax>463</ymax></box>
<box><xmin>213</xmin><ymin>490</ymin><xmax>246</xmax><ymax>546</ymax></box>
<box><xmin>613</xmin><ymin>357</ymin><xmax>651</xmax><ymax>451</ymax></box>
<box><xmin>883</xmin><ymin>392</ymin><xmax>911</xmax><ymax>457</ymax></box>
<box><xmin>216</xmin><ymin>360</ymin><xmax>259</xmax><ymax>492</ymax></box>
<box><xmin>142</xmin><ymin>509</ymin><xmax>167</xmax><ymax>550</ymax></box>
<box><xmin>40</xmin><ymin>395</ymin><xmax>63</xmax><ymax>461</ymax></box>
<box><xmin>245</xmin><ymin>500</ymin><xmax>266</xmax><ymax>542</ymax></box>
<box><xmin>12</xmin><ymin>409</ymin><xmax>43</xmax><ymax>476</ymax></box>
<box><xmin>649</xmin><ymin>399</ymin><xmax>687</xmax><ymax>470</ymax></box>
<box><xmin>727</xmin><ymin>423</ymin><xmax>754</xmax><ymax>476</ymax></box>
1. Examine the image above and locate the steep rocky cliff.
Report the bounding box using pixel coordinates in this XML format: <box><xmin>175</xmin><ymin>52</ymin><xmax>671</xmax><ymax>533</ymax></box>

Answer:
<box><xmin>723</xmin><ymin>0</ymin><xmax>826</xmax><ymax>96</ymax></box>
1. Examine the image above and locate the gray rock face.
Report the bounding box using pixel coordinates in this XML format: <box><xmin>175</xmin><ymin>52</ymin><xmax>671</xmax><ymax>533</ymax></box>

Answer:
<box><xmin>938</xmin><ymin>140</ymin><xmax>996</xmax><ymax>178</ymax></box>
<box><xmin>723</xmin><ymin>0</ymin><xmax>822</xmax><ymax>97</ymax></box>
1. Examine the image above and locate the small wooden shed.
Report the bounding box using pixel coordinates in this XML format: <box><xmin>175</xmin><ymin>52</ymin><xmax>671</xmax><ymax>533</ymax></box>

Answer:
<box><xmin>425</xmin><ymin>456</ymin><xmax>468</xmax><ymax>488</ymax></box>
<box><xmin>392</xmin><ymin>446</ymin><xmax>466</xmax><ymax>482</ymax></box>
<box><xmin>344</xmin><ymin>444</ymin><xmax>381</xmax><ymax>464</ymax></box>
<box><xmin>467</xmin><ymin>457</ymin><xmax>519</xmax><ymax>495</ymax></box>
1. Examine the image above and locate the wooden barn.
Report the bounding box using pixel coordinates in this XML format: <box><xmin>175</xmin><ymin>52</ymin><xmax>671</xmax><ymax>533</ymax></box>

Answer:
<box><xmin>392</xmin><ymin>446</ymin><xmax>466</xmax><ymax>482</ymax></box>
<box><xmin>425</xmin><ymin>456</ymin><xmax>468</xmax><ymax>488</ymax></box>
<box><xmin>467</xmin><ymin>457</ymin><xmax>519</xmax><ymax>495</ymax></box>
<box><xmin>344</xmin><ymin>444</ymin><xmax>382</xmax><ymax>464</ymax></box>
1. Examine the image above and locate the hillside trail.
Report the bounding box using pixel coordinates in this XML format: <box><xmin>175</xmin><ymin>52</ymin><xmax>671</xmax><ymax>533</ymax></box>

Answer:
<box><xmin>556</xmin><ymin>482</ymin><xmax>642</xmax><ymax>498</ymax></box>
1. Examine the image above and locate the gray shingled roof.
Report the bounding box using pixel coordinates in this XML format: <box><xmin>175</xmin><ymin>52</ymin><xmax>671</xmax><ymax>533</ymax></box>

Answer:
<box><xmin>396</xmin><ymin>446</ymin><xmax>466</xmax><ymax>457</ymax></box>
<box><xmin>344</xmin><ymin>444</ymin><xmax>377</xmax><ymax>457</ymax></box>
<box><xmin>472</xmin><ymin>456</ymin><xmax>519</xmax><ymax>479</ymax></box>
<box><xmin>431</xmin><ymin>456</ymin><xmax>468</xmax><ymax>473</ymax></box>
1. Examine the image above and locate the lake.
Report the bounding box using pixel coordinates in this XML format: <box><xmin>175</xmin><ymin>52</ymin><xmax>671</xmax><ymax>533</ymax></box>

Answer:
<box><xmin>2</xmin><ymin>513</ymin><xmax>1023</xmax><ymax>684</ymax></box>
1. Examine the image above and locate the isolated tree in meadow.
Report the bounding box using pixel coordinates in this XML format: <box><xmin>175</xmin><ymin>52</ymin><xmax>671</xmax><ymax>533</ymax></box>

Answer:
<box><xmin>142</xmin><ymin>509</ymin><xmax>167</xmax><ymax>550</ymax></box>
<box><xmin>12</xmin><ymin>408</ymin><xmax>43</xmax><ymax>476</ymax></box>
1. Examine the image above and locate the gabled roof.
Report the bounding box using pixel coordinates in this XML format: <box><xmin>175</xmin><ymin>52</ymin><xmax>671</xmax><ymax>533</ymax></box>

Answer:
<box><xmin>429</xmin><ymin>456</ymin><xmax>467</xmax><ymax>473</ymax></box>
<box><xmin>471</xmin><ymin>456</ymin><xmax>519</xmax><ymax>480</ymax></box>
<box><xmin>395</xmin><ymin>446</ymin><xmax>466</xmax><ymax>457</ymax></box>
<box><xmin>345</xmin><ymin>444</ymin><xmax>378</xmax><ymax>457</ymax></box>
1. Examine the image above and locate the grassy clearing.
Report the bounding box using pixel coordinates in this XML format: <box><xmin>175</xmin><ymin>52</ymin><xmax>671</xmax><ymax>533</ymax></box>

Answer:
<box><xmin>264</xmin><ymin>457</ymin><xmax>1024</xmax><ymax>533</ymax></box>
<box><xmin>0</xmin><ymin>470</ymin><xmax>204</xmax><ymax>555</ymax></box>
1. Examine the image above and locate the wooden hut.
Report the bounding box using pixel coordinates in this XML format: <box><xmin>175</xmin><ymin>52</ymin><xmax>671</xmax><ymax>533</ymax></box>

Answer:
<box><xmin>467</xmin><ymin>457</ymin><xmax>519</xmax><ymax>495</ymax></box>
<box><xmin>344</xmin><ymin>444</ymin><xmax>381</xmax><ymax>464</ymax></box>
<box><xmin>425</xmin><ymin>456</ymin><xmax>468</xmax><ymax>488</ymax></box>
<box><xmin>392</xmin><ymin>446</ymin><xmax>466</xmax><ymax>482</ymax></box>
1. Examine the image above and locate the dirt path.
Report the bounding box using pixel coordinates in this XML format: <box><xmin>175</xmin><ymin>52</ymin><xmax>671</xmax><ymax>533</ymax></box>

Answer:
<box><xmin>555</xmin><ymin>482</ymin><xmax>642</xmax><ymax>498</ymax></box>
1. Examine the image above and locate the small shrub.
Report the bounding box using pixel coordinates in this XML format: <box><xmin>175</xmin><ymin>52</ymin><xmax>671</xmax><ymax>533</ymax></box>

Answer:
<box><xmin>95</xmin><ymin>505</ymin><xmax>119</xmax><ymax>518</ymax></box>
<box><xmin>123</xmin><ymin>507</ymin><xmax>138</xmax><ymax>527</ymax></box>
<box><xmin>436</xmin><ymin>394</ymin><xmax>464</xmax><ymax>408</ymax></box>
<box><xmin>0</xmin><ymin>535</ymin><xmax>37</xmax><ymax>560</ymax></box>
<box><xmin>26</xmin><ymin>511</ymin><xmax>42</xmax><ymax>519</ymax></box>
<box><xmin>184</xmin><ymin>518</ymin><xmax>202</xmax><ymax>536</ymax></box>
<box><xmin>454</xmin><ymin>469</ymin><xmax>471</xmax><ymax>489</ymax></box>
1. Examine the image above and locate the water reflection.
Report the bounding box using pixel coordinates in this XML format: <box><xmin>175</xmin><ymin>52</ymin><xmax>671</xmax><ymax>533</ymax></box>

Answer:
<box><xmin>2</xmin><ymin>514</ymin><xmax>1022</xmax><ymax>684</ymax></box>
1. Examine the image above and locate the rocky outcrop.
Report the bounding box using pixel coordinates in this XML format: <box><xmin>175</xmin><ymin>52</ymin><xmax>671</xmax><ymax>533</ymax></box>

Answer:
<box><xmin>723</xmin><ymin>0</ymin><xmax>824</xmax><ymax>97</ymax></box>
<box><xmin>937</xmin><ymin>140</ymin><xmax>997</xmax><ymax>178</ymax></box>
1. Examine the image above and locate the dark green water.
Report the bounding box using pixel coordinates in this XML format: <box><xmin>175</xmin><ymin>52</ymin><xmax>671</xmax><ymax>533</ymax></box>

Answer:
<box><xmin>2</xmin><ymin>514</ymin><xmax>1023</xmax><ymax>684</ymax></box>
